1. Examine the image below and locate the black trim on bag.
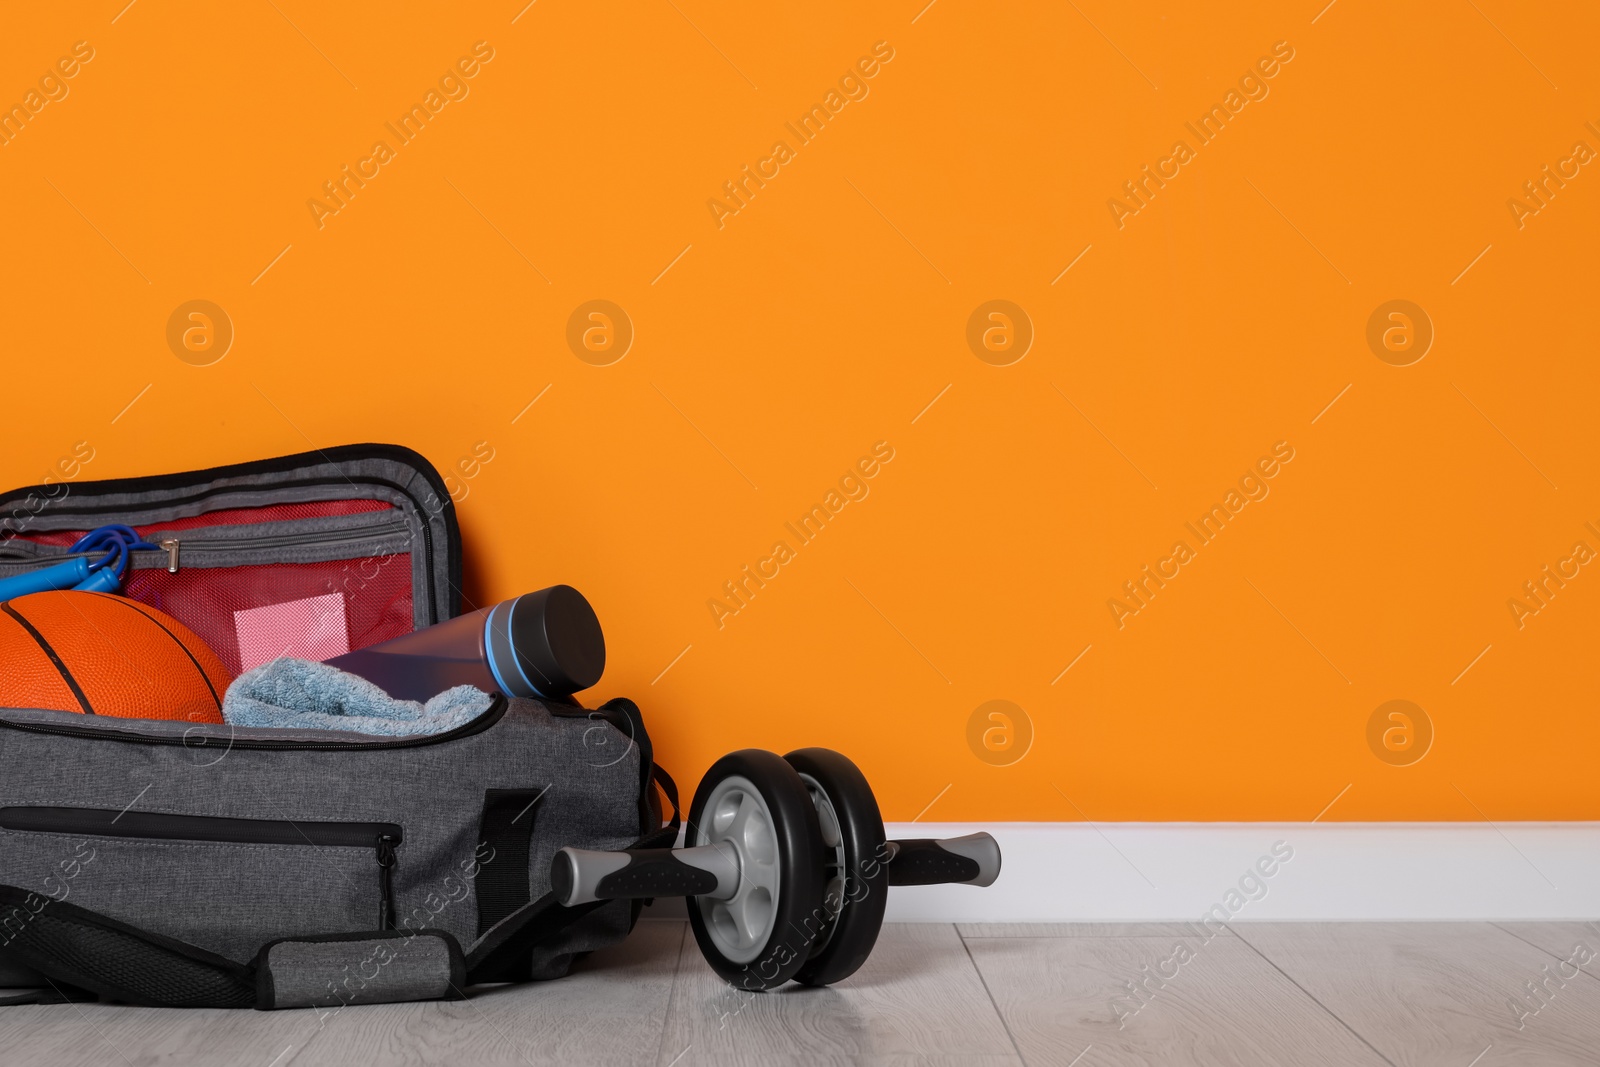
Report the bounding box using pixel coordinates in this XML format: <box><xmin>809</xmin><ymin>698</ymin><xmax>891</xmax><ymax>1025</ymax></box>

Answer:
<box><xmin>473</xmin><ymin>788</ymin><xmax>546</xmax><ymax>936</ymax></box>
<box><xmin>0</xmin><ymin>807</ymin><xmax>401</xmax><ymax>848</ymax></box>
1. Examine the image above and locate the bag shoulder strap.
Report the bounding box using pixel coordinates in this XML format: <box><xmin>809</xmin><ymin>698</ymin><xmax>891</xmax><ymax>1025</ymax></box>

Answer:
<box><xmin>0</xmin><ymin>885</ymin><xmax>255</xmax><ymax>1008</ymax></box>
<box><xmin>0</xmin><ymin>885</ymin><xmax>478</xmax><ymax>1011</ymax></box>
<box><xmin>0</xmin><ymin>982</ymin><xmax>95</xmax><ymax>1006</ymax></box>
<box><xmin>650</xmin><ymin>764</ymin><xmax>681</xmax><ymax>838</ymax></box>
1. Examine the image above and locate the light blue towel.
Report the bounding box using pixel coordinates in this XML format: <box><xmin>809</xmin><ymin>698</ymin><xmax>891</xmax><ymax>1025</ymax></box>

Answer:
<box><xmin>222</xmin><ymin>658</ymin><xmax>491</xmax><ymax>737</ymax></box>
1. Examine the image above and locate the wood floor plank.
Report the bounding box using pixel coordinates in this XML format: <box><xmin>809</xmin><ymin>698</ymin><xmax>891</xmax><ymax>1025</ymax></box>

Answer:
<box><xmin>21</xmin><ymin>921</ymin><xmax>1600</xmax><ymax>1065</ymax></box>
<box><xmin>0</xmin><ymin>999</ymin><xmax>339</xmax><ymax>1067</ymax></box>
<box><xmin>1237</xmin><ymin>922</ymin><xmax>1600</xmax><ymax>1066</ymax></box>
<box><xmin>956</xmin><ymin>922</ymin><xmax>1208</xmax><ymax>939</ymax></box>
<box><xmin>964</xmin><ymin>929</ymin><xmax>1387</xmax><ymax>1066</ymax></box>
<box><xmin>1491</xmin><ymin>921</ymin><xmax>1600</xmax><ymax>984</ymax></box>
<box><xmin>658</xmin><ymin>923</ymin><xmax>1021</xmax><ymax>1066</ymax></box>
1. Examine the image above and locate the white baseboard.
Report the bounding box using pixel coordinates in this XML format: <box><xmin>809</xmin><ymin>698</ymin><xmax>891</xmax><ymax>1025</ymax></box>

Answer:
<box><xmin>877</xmin><ymin>822</ymin><xmax>1600</xmax><ymax>923</ymax></box>
<box><xmin>644</xmin><ymin>823</ymin><xmax>1600</xmax><ymax>923</ymax></box>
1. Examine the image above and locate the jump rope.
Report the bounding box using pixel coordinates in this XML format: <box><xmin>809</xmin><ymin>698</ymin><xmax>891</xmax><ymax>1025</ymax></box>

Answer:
<box><xmin>0</xmin><ymin>525</ymin><xmax>163</xmax><ymax>603</ymax></box>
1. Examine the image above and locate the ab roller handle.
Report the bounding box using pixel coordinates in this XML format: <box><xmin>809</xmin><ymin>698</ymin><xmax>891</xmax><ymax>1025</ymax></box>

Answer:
<box><xmin>552</xmin><ymin>747</ymin><xmax>1002</xmax><ymax>991</ymax></box>
<box><xmin>550</xmin><ymin>832</ymin><xmax>1001</xmax><ymax>906</ymax></box>
<box><xmin>551</xmin><ymin>845</ymin><xmax>740</xmax><ymax>905</ymax></box>
<box><xmin>883</xmin><ymin>833</ymin><xmax>1001</xmax><ymax>888</ymax></box>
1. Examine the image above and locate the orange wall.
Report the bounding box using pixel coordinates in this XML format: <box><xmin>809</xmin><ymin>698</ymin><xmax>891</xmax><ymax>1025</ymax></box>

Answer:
<box><xmin>3</xmin><ymin>2</ymin><xmax>1596</xmax><ymax>821</ymax></box>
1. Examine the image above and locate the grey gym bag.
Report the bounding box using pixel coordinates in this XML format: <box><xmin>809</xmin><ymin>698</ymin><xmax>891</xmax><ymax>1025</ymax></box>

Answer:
<box><xmin>0</xmin><ymin>444</ymin><xmax>677</xmax><ymax>1008</ymax></box>
<box><xmin>0</xmin><ymin>694</ymin><xmax>676</xmax><ymax>1008</ymax></box>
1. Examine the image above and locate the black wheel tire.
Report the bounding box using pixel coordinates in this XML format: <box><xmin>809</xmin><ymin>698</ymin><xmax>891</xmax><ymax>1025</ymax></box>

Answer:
<box><xmin>784</xmin><ymin>748</ymin><xmax>889</xmax><ymax>987</ymax></box>
<box><xmin>685</xmin><ymin>749</ymin><xmax>826</xmax><ymax>991</ymax></box>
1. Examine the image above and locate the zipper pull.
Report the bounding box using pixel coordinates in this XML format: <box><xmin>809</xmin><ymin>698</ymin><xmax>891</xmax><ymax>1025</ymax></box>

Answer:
<box><xmin>160</xmin><ymin>538</ymin><xmax>180</xmax><ymax>574</ymax></box>
<box><xmin>376</xmin><ymin>834</ymin><xmax>398</xmax><ymax>930</ymax></box>
<box><xmin>377</xmin><ymin>834</ymin><xmax>397</xmax><ymax>868</ymax></box>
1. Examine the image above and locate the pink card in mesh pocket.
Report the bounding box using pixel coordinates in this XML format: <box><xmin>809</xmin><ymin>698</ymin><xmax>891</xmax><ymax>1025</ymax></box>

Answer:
<box><xmin>234</xmin><ymin>592</ymin><xmax>350</xmax><ymax>671</ymax></box>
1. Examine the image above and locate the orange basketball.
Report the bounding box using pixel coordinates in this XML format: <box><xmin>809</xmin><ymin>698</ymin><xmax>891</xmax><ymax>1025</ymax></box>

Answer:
<box><xmin>0</xmin><ymin>590</ymin><xmax>231</xmax><ymax>723</ymax></box>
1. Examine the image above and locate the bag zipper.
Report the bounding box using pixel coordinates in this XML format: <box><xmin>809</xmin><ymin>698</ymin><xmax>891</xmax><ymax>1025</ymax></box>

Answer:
<box><xmin>0</xmin><ymin>519</ymin><xmax>410</xmax><ymax>574</ymax></box>
<box><xmin>149</xmin><ymin>521</ymin><xmax>411</xmax><ymax>573</ymax></box>
<box><xmin>376</xmin><ymin>833</ymin><xmax>398</xmax><ymax>930</ymax></box>
<box><xmin>0</xmin><ymin>692</ymin><xmax>508</xmax><ymax>751</ymax></box>
<box><xmin>0</xmin><ymin>807</ymin><xmax>404</xmax><ymax>929</ymax></box>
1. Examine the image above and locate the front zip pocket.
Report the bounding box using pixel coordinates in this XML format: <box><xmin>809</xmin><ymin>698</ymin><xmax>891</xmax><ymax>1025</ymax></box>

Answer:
<box><xmin>0</xmin><ymin>807</ymin><xmax>403</xmax><ymax>931</ymax></box>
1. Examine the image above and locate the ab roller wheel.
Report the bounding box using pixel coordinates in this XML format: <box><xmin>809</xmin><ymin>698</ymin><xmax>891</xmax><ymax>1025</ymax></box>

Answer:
<box><xmin>785</xmin><ymin>747</ymin><xmax>889</xmax><ymax>988</ymax></box>
<box><xmin>682</xmin><ymin>750</ymin><xmax>825</xmax><ymax>989</ymax></box>
<box><xmin>550</xmin><ymin>746</ymin><xmax>1001</xmax><ymax>990</ymax></box>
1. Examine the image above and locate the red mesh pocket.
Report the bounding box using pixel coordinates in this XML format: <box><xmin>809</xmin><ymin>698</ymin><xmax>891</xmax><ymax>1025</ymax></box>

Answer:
<box><xmin>5</xmin><ymin>499</ymin><xmax>416</xmax><ymax>675</ymax></box>
<box><xmin>122</xmin><ymin>557</ymin><xmax>413</xmax><ymax>676</ymax></box>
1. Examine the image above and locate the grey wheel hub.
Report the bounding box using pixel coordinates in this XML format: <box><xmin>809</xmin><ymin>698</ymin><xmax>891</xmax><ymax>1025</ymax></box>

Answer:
<box><xmin>693</xmin><ymin>774</ymin><xmax>782</xmax><ymax>964</ymax></box>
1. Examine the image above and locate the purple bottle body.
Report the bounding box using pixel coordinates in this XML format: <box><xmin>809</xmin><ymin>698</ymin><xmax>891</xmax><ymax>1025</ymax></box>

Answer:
<box><xmin>325</xmin><ymin>585</ymin><xmax>605</xmax><ymax>704</ymax></box>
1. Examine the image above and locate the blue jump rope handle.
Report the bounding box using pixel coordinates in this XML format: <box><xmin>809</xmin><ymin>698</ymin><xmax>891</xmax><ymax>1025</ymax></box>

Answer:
<box><xmin>0</xmin><ymin>524</ymin><xmax>162</xmax><ymax>604</ymax></box>
<box><xmin>0</xmin><ymin>557</ymin><xmax>92</xmax><ymax>601</ymax></box>
<box><xmin>72</xmin><ymin>568</ymin><xmax>124</xmax><ymax>593</ymax></box>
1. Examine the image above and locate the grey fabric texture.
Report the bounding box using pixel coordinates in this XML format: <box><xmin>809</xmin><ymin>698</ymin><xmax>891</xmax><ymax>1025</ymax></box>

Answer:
<box><xmin>0</xmin><ymin>697</ymin><xmax>644</xmax><ymax>979</ymax></box>
<box><xmin>263</xmin><ymin>934</ymin><xmax>455</xmax><ymax>1008</ymax></box>
<box><xmin>222</xmin><ymin>659</ymin><xmax>491</xmax><ymax>737</ymax></box>
<box><xmin>0</xmin><ymin>828</ymin><xmax>384</xmax><ymax>962</ymax></box>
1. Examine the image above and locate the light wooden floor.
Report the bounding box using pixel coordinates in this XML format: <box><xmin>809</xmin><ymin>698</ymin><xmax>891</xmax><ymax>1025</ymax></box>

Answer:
<box><xmin>7</xmin><ymin>921</ymin><xmax>1600</xmax><ymax>1065</ymax></box>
